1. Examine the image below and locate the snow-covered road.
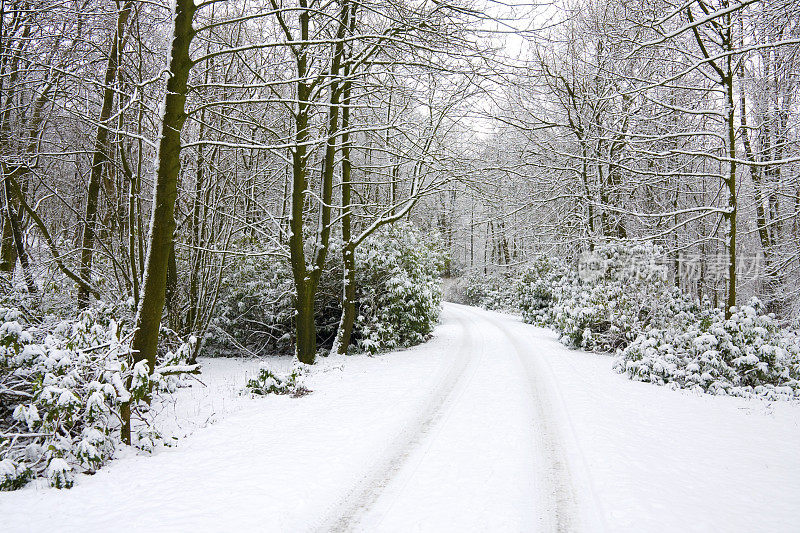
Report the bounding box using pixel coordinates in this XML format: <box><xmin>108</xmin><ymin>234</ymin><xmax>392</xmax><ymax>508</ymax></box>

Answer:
<box><xmin>323</xmin><ymin>303</ymin><xmax>581</xmax><ymax>532</ymax></box>
<box><xmin>3</xmin><ymin>303</ymin><xmax>800</xmax><ymax>532</ymax></box>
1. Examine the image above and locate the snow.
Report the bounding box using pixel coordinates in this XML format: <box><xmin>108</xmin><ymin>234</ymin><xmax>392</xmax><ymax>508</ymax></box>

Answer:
<box><xmin>473</xmin><ymin>305</ymin><xmax>800</xmax><ymax>532</ymax></box>
<box><xmin>2</xmin><ymin>303</ymin><xmax>799</xmax><ymax>532</ymax></box>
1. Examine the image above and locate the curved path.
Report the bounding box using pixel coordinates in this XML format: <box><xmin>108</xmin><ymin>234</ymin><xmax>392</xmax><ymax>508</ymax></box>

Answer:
<box><xmin>320</xmin><ymin>303</ymin><xmax>589</xmax><ymax>532</ymax></box>
<box><xmin>3</xmin><ymin>303</ymin><xmax>588</xmax><ymax>532</ymax></box>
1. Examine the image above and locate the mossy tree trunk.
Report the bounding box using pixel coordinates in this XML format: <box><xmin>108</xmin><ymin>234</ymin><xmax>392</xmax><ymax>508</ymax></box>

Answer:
<box><xmin>288</xmin><ymin>0</ymin><xmax>348</xmax><ymax>364</ymax></box>
<box><xmin>287</xmin><ymin>0</ymin><xmax>314</xmax><ymax>363</ymax></box>
<box><xmin>332</xmin><ymin>14</ymin><xmax>356</xmax><ymax>354</ymax></box>
<box><xmin>122</xmin><ymin>0</ymin><xmax>195</xmax><ymax>443</ymax></box>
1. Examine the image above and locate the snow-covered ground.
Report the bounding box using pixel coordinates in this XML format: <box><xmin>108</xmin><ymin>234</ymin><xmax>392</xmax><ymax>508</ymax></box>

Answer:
<box><xmin>2</xmin><ymin>303</ymin><xmax>799</xmax><ymax>532</ymax></box>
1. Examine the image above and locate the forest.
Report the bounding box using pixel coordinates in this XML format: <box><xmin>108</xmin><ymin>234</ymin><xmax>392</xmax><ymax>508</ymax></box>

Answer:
<box><xmin>0</xmin><ymin>0</ymin><xmax>799</xmax><ymax>527</ymax></box>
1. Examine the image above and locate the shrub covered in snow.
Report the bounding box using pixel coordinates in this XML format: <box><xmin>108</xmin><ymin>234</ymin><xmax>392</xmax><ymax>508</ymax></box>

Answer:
<box><xmin>454</xmin><ymin>270</ymin><xmax>522</xmax><ymax>311</ymax></box>
<box><xmin>516</xmin><ymin>245</ymin><xmax>702</xmax><ymax>354</ymax></box>
<box><xmin>211</xmin><ymin>250</ymin><xmax>297</xmax><ymax>356</ymax></box>
<box><xmin>518</xmin><ymin>256</ymin><xmax>576</xmax><ymax>325</ymax></box>
<box><xmin>515</xmin><ymin>242</ymin><xmax>800</xmax><ymax>399</ymax></box>
<box><xmin>210</xmin><ymin>223</ymin><xmax>445</xmax><ymax>356</ymax></box>
<box><xmin>352</xmin><ymin>224</ymin><xmax>445</xmax><ymax>353</ymax></box>
<box><xmin>616</xmin><ymin>299</ymin><xmax>800</xmax><ymax>399</ymax></box>
<box><xmin>245</xmin><ymin>362</ymin><xmax>310</xmax><ymax>397</ymax></box>
<box><xmin>534</xmin><ymin>243</ymin><xmax>690</xmax><ymax>351</ymax></box>
<box><xmin>551</xmin><ymin>283</ymin><xmax>702</xmax><ymax>352</ymax></box>
<box><xmin>459</xmin><ymin>241</ymin><xmax>800</xmax><ymax>400</ymax></box>
<box><xmin>0</xmin><ymin>303</ymin><xmax>194</xmax><ymax>490</ymax></box>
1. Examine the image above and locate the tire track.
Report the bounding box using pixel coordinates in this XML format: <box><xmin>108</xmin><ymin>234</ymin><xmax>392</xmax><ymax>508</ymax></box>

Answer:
<box><xmin>457</xmin><ymin>305</ymin><xmax>580</xmax><ymax>532</ymax></box>
<box><xmin>316</xmin><ymin>305</ymin><xmax>484</xmax><ymax>532</ymax></box>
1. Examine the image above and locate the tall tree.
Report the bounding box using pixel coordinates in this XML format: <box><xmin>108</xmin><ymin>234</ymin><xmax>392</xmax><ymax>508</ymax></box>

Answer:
<box><xmin>123</xmin><ymin>0</ymin><xmax>196</xmax><ymax>443</ymax></box>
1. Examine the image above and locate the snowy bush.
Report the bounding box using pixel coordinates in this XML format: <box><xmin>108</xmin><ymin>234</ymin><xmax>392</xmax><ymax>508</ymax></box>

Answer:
<box><xmin>514</xmin><ymin>243</ymin><xmax>705</xmax><ymax>353</ymax></box>
<box><xmin>0</xmin><ymin>303</ymin><xmax>195</xmax><ymax>490</ymax></box>
<box><xmin>546</xmin><ymin>243</ymin><xmax>696</xmax><ymax>352</ymax></box>
<box><xmin>518</xmin><ymin>256</ymin><xmax>576</xmax><ymax>325</ymax></box>
<box><xmin>210</xmin><ymin>249</ymin><xmax>296</xmax><ymax>356</ymax></box>
<box><xmin>245</xmin><ymin>362</ymin><xmax>310</xmax><ymax>397</ymax></box>
<box><xmin>455</xmin><ymin>270</ymin><xmax>521</xmax><ymax>311</ymax></box>
<box><xmin>210</xmin><ymin>223</ymin><xmax>444</xmax><ymax>356</ymax></box>
<box><xmin>552</xmin><ymin>283</ymin><xmax>694</xmax><ymax>352</ymax></box>
<box><xmin>352</xmin><ymin>223</ymin><xmax>445</xmax><ymax>353</ymax></box>
<box><xmin>616</xmin><ymin>299</ymin><xmax>800</xmax><ymax>399</ymax></box>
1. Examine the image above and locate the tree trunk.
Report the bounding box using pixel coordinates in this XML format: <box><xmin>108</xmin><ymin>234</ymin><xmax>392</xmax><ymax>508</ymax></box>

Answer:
<box><xmin>78</xmin><ymin>0</ymin><xmax>133</xmax><ymax>308</ymax></box>
<box><xmin>0</xmin><ymin>19</ymin><xmax>27</xmax><ymax>275</ymax></box>
<box><xmin>186</xmin><ymin>146</ymin><xmax>204</xmax><ymax>334</ymax></box>
<box><xmin>123</xmin><ymin>0</ymin><xmax>195</xmax><ymax>444</ymax></box>
<box><xmin>332</xmin><ymin>2</ymin><xmax>357</xmax><ymax>355</ymax></box>
<box><xmin>288</xmin><ymin>1</ymin><xmax>314</xmax><ymax>363</ymax></box>
<box><xmin>687</xmin><ymin>4</ymin><xmax>737</xmax><ymax>317</ymax></box>
<box><xmin>2</xmin><ymin>177</ymin><xmax>35</xmax><ymax>293</ymax></box>
<box><xmin>165</xmin><ymin>241</ymin><xmax>178</xmax><ymax>328</ymax></box>
<box><xmin>0</xmin><ymin>213</ymin><xmax>17</xmax><ymax>272</ymax></box>
<box><xmin>289</xmin><ymin>0</ymin><xmax>348</xmax><ymax>363</ymax></box>
<box><xmin>294</xmin><ymin>282</ymin><xmax>317</xmax><ymax>363</ymax></box>
<box><xmin>724</xmin><ymin>73</ymin><xmax>737</xmax><ymax>318</ymax></box>
<box><xmin>332</xmin><ymin>244</ymin><xmax>356</xmax><ymax>355</ymax></box>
